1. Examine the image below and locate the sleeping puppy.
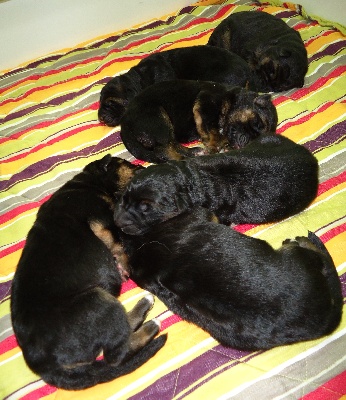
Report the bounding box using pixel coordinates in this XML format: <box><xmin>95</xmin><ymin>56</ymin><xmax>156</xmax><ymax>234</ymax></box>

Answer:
<box><xmin>120</xmin><ymin>80</ymin><xmax>277</xmax><ymax>163</ymax></box>
<box><xmin>98</xmin><ymin>45</ymin><xmax>261</xmax><ymax>127</ymax></box>
<box><xmin>113</xmin><ymin>134</ymin><xmax>318</xmax><ymax>235</ymax></box>
<box><xmin>117</xmin><ymin>208</ymin><xmax>342</xmax><ymax>350</ymax></box>
<box><xmin>10</xmin><ymin>155</ymin><xmax>166</xmax><ymax>390</ymax></box>
<box><xmin>118</xmin><ymin>208</ymin><xmax>342</xmax><ymax>349</ymax></box>
<box><xmin>208</xmin><ymin>11</ymin><xmax>308</xmax><ymax>92</ymax></box>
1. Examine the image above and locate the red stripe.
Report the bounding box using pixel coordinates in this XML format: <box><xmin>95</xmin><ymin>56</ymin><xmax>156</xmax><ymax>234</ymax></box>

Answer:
<box><xmin>161</xmin><ymin>314</ymin><xmax>182</xmax><ymax>331</ymax></box>
<box><xmin>273</xmin><ymin>65</ymin><xmax>346</xmax><ymax>107</ymax></box>
<box><xmin>0</xmin><ymin>335</ymin><xmax>18</xmax><ymax>355</ymax></box>
<box><xmin>0</xmin><ymin>240</ymin><xmax>25</xmax><ymax>259</ymax></box>
<box><xmin>318</xmin><ymin>170</ymin><xmax>346</xmax><ymax>196</ymax></box>
<box><xmin>120</xmin><ymin>279</ymin><xmax>138</xmax><ymax>294</ymax></box>
<box><xmin>320</xmin><ymin>222</ymin><xmax>346</xmax><ymax>243</ymax></box>
<box><xmin>300</xmin><ymin>369</ymin><xmax>346</xmax><ymax>399</ymax></box>
<box><xmin>2</xmin><ymin>122</ymin><xmax>98</xmax><ymax>164</ymax></box>
<box><xmin>276</xmin><ymin>102</ymin><xmax>332</xmax><ymax>133</ymax></box>
<box><xmin>0</xmin><ymin>103</ymin><xmax>99</xmax><ymax>145</ymax></box>
<box><xmin>305</xmin><ymin>29</ymin><xmax>335</xmax><ymax>46</ymax></box>
<box><xmin>20</xmin><ymin>384</ymin><xmax>57</xmax><ymax>400</ymax></box>
<box><xmin>0</xmin><ymin>196</ymin><xmax>50</xmax><ymax>225</ymax></box>
<box><xmin>290</xmin><ymin>66</ymin><xmax>346</xmax><ymax>101</ymax></box>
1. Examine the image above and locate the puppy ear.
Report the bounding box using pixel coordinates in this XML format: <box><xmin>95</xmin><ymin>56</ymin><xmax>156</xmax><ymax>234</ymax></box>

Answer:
<box><xmin>100</xmin><ymin>154</ymin><xmax>113</xmax><ymax>171</ymax></box>
<box><xmin>279</xmin><ymin>49</ymin><xmax>291</xmax><ymax>58</ymax></box>
<box><xmin>254</xmin><ymin>94</ymin><xmax>272</xmax><ymax>107</ymax></box>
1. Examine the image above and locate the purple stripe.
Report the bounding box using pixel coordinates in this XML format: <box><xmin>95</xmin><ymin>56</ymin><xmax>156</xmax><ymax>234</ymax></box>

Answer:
<box><xmin>339</xmin><ymin>272</ymin><xmax>346</xmax><ymax>299</ymax></box>
<box><xmin>304</xmin><ymin>120</ymin><xmax>346</xmax><ymax>153</ymax></box>
<box><xmin>129</xmin><ymin>345</ymin><xmax>252</xmax><ymax>400</ymax></box>
<box><xmin>0</xmin><ymin>131</ymin><xmax>121</xmax><ymax>192</ymax></box>
<box><xmin>0</xmin><ymin>280</ymin><xmax>12</xmax><ymax>302</ymax></box>
<box><xmin>309</xmin><ymin>40</ymin><xmax>346</xmax><ymax>63</ymax></box>
<box><xmin>1</xmin><ymin>78</ymin><xmax>107</xmax><ymax>124</ymax></box>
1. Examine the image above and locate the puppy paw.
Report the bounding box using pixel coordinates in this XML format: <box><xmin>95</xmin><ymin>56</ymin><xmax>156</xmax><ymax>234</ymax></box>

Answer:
<box><xmin>127</xmin><ymin>294</ymin><xmax>155</xmax><ymax>331</ymax></box>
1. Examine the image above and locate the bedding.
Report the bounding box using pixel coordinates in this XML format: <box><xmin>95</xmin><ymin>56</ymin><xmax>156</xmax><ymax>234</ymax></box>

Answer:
<box><xmin>0</xmin><ymin>0</ymin><xmax>345</xmax><ymax>398</ymax></box>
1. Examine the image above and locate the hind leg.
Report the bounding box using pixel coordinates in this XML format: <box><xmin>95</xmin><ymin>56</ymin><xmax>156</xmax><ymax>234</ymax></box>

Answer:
<box><xmin>128</xmin><ymin>319</ymin><xmax>161</xmax><ymax>354</ymax></box>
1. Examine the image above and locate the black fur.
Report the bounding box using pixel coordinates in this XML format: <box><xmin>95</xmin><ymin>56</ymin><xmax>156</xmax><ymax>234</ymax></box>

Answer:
<box><xmin>120</xmin><ymin>80</ymin><xmax>277</xmax><ymax>163</ymax></box>
<box><xmin>114</xmin><ymin>135</ymin><xmax>318</xmax><ymax>235</ymax></box>
<box><xmin>10</xmin><ymin>155</ymin><xmax>166</xmax><ymax>390</ymax></box>
<box><xmin>208</xmin><ymin>11</ymin><xmax>308</xmax><ymax>92</ymax></box>
<box><xmin>98</xmin><ymin>45</ymin><xmax>261</xmax><ymax>127</ymax></box>
<box><xmin>119</xmin><ymin>208</ymin><xmax>342</xmax><ymax>350</ymax></box>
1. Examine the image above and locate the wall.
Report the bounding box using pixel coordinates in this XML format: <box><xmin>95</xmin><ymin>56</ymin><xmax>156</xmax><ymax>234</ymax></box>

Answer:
<box><xmin>0</xmin><ymin>0</ymin><xmax>194</xmax><ymax>71</ymax></box>
<box><xmin>0</xmin><ymin>0</ymin><xmax>345</xmax><ymax>72</ymax></box>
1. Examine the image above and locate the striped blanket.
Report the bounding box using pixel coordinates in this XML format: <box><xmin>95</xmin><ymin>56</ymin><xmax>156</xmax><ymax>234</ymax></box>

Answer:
<box><xmin>1</xmin><ymin>0</ymin><xmax>345</xmax><ymax>398</ymax></box>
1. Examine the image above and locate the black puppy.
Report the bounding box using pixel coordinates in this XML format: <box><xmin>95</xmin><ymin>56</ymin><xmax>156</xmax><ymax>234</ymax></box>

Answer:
<box><xmin>117</xmin><ymin>208</ymin><xmax>342</xmax><ymax>350</ymax></box>
<box><xmin>120</xmin><ymin>80</ymin><xmax>277</xmax><ymax>163</ymax></box>
<box><xmin>114</xmin><ymin>134</ymin><xmax>318</xmax><ymax>235</ymax></box>
<box><xmin>98</xmin><ymin>45</ymin><xmax>261</xmax><ymax>127</ymax></box>
<box><xmin>208</xmin><ymin>11</ymin><xmax>308</xmax><ymax>92</ymax></box>
<box><xmin>10</xmin><ymin>155</ymin><xmax>166</xmax><ymax>390</ymax></box>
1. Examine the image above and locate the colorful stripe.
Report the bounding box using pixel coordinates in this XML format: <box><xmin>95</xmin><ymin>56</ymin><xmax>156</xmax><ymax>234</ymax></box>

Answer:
<box><xmin>1</xmin><ymin>0</ymin><xmax>345</xmax><ymax>399</ymax></box>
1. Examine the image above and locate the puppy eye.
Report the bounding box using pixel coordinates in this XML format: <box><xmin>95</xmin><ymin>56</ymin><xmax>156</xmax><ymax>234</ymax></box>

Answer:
<box><xmin>138</xmin><ymin>201</ymin><xmax>151</xmax><ymax>212</ymax></box>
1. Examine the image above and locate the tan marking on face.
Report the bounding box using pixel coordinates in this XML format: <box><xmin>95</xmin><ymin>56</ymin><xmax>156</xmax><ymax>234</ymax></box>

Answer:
<box><xmin>117</xmin><ymin>163</ymin><xmax>137</xmax><ymax>190</ymax></box>
<box><xmin>193</xmin><ymin>101</ymin><xmax>204</xmax><ymax>137</ymax></box>
<box><xmin>230</xmin><ymin>108</ymin><xmax>255</xmax><ymax>124</ymax></box>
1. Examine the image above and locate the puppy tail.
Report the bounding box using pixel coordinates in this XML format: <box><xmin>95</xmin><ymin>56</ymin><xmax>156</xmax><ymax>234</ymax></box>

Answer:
<box><xmin>308</xmin><ymin>231</ymin><xmax>343</xmax><ymax>334</ymax></box>
<box><xmin>42</xmin><ymin>334</ymin><xmax>167</xmax><ymax>390</ymax></box>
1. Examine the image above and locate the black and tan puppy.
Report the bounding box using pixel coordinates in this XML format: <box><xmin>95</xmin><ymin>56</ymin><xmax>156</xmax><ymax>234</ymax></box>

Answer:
<box><xmin>208</xmin><ymin>11</ymin><xmax>308</xmax><ymax>92</ymax></box>
<box><xmin>114</xmin><ymin>135</ymin><xmax>318</xmax><ymax>235</ymax></box>
<box><xmin>98</xmin><ymin>45</ymin><xmax>261</xmax><ymax>127</ymax></box>
<box><xmin>120</xmin><ymin>80</ymin><xmax>278</xmax><ymax>163</ymax></box>
<box><xmin>118</xmin><ymin>208</ymin><xmax>342</xmax><ymax>350</ymax></box>
<box><xmin>10</xmin><ymin>155</ymin><xmax>166</xmax><ymax>390</ymax></box>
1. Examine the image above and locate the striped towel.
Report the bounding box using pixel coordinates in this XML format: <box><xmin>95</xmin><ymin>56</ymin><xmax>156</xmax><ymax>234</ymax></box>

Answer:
<box><xmin>0</xmin><ymin>0</ymin><xmax>345</xmax><ymax>399</ymax></box>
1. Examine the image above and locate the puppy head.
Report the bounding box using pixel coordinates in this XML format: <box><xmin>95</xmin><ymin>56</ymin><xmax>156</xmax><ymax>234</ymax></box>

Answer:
<box><xmin>219</xmin><ymin>88</ymin><xmax>278</xmax><ymax>149</ymax></box>
<box><xmin>84</xmin><ymin>155</ymin><xmax>144</xmax><ymax>197</ymax></box>
<box><xmin>114</xmin><ymin>163</ymin><xmax>190</xmax><ymax>235</ymax></box>
<box><xmin>252</xmin><ymin>42</ymin><xmax>308</xmax><ymax>91</ymax></box>
<box><xmin>98</xmin><ymin>77</ymin><xmax>131</xmax><ymax>127</ymax></box>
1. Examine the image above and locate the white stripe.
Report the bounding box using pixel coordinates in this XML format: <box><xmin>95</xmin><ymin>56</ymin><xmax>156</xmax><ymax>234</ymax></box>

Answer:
<box><xmin>6</xmin><ymin>379</ymin><xmax>45</xmax><ymax>400</ymax></box>
<box><xmin>274</xmin><ymin>354</ymin><xmax>346</xmax><ymax>400</ymax></box>
<box><xmin>107</xmin><ymin>337</ymin><xmax>215</xmax><ymax>400</ymax></box>
<box><xmin>217</xmin><ymin>327</ymin><xmax>346</xmax><ymax>400</ymax></box>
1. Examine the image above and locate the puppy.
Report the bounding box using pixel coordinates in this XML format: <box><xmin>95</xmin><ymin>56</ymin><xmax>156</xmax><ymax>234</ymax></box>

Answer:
<box><xmin>120</xmin><ymin>80</ymin><xmax>277</xmax><ymax>163</ymax></box>
<box><xmin>208</xmin><ymin>11</ymin><xmax>308</xmax><ymax>92</ymax></box>
<box><xmin>10</xmin><ymin>155</ymin><xmax>166</xmax><ymax>390</ymax></box>
<box><xmin>118</xmin><ymin>208</ymin><xmax>342</xmax><ymax>350</ymax></box>
<box><xmin>113</xmin><ymin>134</ymin><xmax>318</xmax><ymax>235</ymax></box>
<box><xmin>98</xmin><ymin>45</ymin><xmax>261</xmax><ymax>127</ymax></box>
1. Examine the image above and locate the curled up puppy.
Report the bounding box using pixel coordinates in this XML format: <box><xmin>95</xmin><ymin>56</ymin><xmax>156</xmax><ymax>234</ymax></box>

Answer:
<box><xmin>120</xmin><ymin>80</ymin><xmax>278</xmax><ymax>163</ymax></box>
<box><xmin>208</xmin><ymin>11</ymin><xmax>308</xmax><ymax>92</ymax></box>
<box><xmin>117</xmin><ymin>208</ymin><xmax>343</xmax><ymax>350</ymax></box>
<box><xmin>10</xmin><ymin>156</ymin><xmax>166</xmax><ymax>390</ymax></box>
<box><xmin>98</xmin><ymin>45</ymin><xmax>261</xmax><ymax>127</ymax></box>
<box><xmin>114</xmin><ymin>135</ymin><xmax>318</xmax><ymax>235</ymax></box>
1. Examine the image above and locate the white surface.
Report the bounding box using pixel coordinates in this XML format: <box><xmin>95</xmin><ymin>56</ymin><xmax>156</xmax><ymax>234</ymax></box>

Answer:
<box><xmin>0</xmin><ymin>0</ymin><xmax>345</xmax><ymax>72</ymax></box>
<box><xmin>0</xmin><ymin>0</ymin><xmax>194</xmax><ymax>71</ymax></box>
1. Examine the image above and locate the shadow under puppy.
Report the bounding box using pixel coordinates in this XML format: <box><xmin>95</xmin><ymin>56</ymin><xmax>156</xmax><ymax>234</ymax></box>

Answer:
<box><xmin>117</xmin><ymin>208</ymin><xmax>342</xmax><ymax>350</ymax></box>
<box><xmin>208</xmin><ymin>11</ymin><xmax>308</xmax><ymax>92</ymax></box>
<box><xmin>114</xmin><ymin>135</ymin><xmax>318</xmax><ymax>235</ymax></box>
<box><xmin>120</xmin><ymin>80</ymin><xmax>277</xmax><ymax>163</ymax></box>
<box><xmin>10</xmin><ymin>155</ymin><xmax>166</xmax><ymax>390</ymax></box>
<box><xmin>98</xmin><ymin>45</ymin><xmax>262</xmax><ymax>127</ymax></box>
